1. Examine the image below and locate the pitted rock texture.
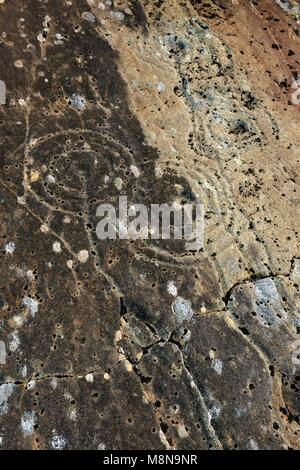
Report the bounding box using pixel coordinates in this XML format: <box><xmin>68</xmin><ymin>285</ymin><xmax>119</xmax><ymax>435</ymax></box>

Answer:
<box><xmin>0</xmin><ymin>0</ymin><xmax>299</xmax><ymax>450</ymax></box>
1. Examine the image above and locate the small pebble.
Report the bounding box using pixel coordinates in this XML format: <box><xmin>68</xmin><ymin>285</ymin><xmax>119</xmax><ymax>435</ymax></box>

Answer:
<box><xmin>53</xmin><ymin>241</ymin><xmax>62</xmax><ymax>253</ymax></box>
<box><xmin>40</xmin><ymin>224</ymin><xmax>49</xmax><ymax>233</ymax></box>
<box><xmin>77</xmin><ymin>250</ymin><xmax>89</xmax><ymax>263</ymax></box>
<box><xmin>14</xmin><ymin>60</ymin><xmax>23</xmax><ymax>68</ymax></box>
<box><xmin>81</xmin><ymin>12</ymin><xmax>95</xmax><ymax>22</ymax></box>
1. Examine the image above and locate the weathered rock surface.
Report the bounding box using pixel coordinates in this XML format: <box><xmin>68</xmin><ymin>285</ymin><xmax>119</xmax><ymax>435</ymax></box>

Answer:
<box><xmin>0</xmin><ymin>0</ymin><xmax>299</xmax><ymax>450</ymax></box>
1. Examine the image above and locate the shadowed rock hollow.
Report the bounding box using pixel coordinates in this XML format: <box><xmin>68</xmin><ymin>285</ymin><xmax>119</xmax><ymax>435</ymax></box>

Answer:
<box><xmin>0</xmin><ymin>0</ymin><xmax>299</xmax><ymax>450</ymax></box>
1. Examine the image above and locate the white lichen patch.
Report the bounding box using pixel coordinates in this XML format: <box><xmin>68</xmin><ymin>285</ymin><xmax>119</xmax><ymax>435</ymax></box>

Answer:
<box><xmin>68</xmin><ymin>408</ymin><xmax>77</xmax><ymax>421</ymax></box>
<box><xmin>53</xmin><ymin>241</ymin><xmax>62</xmax><ymax>253</ymax></box>
<box><xmin>26</xmin><ymin>270</ymin><xmax>34</xmax><ymax>280</ymax></box>
<box><xmin>27</xmin><ymin>380</ymin><xmax>36</xmax><ymax>390</ymax></box>
<box><xmin>22</xmin><ymin>296</ymin><xmax>39</xmax><ymax>317</ymax></box>
<box><xmin>51</xmin><ymin>378</ymin><xmax>58</xmax><ymax>390</ymax></box>
<box><xmin>157</xmin><ymin>81</ymin><xmax>166</xmax><ymax>93</ymax></box>
<box><xmin>177</xmin><ymin>424</ymin><xmax>189</xmax><ymax>438</ymax></box>
<box><xmin>212</xmin><ymin>359</ymin><xmax>223</xmax><ymax>375</ymax></box>
<box><xmin>208</xmin><ymin>403</ymin><xmax>221</xmax><ymax>422</ymax></box>
<box><xmin>45</xmin><ymin>174</ymin><xmax>55</xmax><ymax>184</ymax></box>
<box><xmin>254</xmin><ymin>278</ymin><xmax>285</xmax><ymax>327</ymax></box>
<box><xmin>0</xmin><ymin>383</ymin><xmax>15</xmax><ymax>415</ymax></box>
<box><xmin>0</xmin><ymin>80</ymin><xmax>6</xmax><ymax>104</ymax></box>
<box><xmin>77</xmin><ymin>250</ymin><xmax>89</xmax><ymax>263</ymax></box>
<box><xmin>114</xmin><ymin>177</ymin><xmax>123</xmax><ymax>191</ymax></box>
<box><xmin>70</xmin><ymin>93</ymin><xmax>86</xmax><ymax>109</ymax></box>
<box><xmin>0</xmin><ymin>341</ymin><xmax>6</xmax><ymax>364</ymax></box>
<box><xmin>21</xmin><ymin>411</ymin><xmax>37</xmax><ymax>436</ymax></box>
<box><xmin>110</xmin><ymin>11</ymin><xmax>125</xmax><ymax>21</ymax></box>
<box><xmin>17</xmin><ymin>195</ymin><xmax>26</xmax><ymax>205</ymax></box>
<box><xmin>167</xmin><ymin>281</ymin><xmax>177</xmax><ymax>297</ymax></box>
<box><xmin>51</xmin><ymin>434</ymin><xmax>67</xmax><ymax>450</ymax></box>
<box><xmin>12</xmin><ymin>314</ymin><xmax>24</xmax><ymax>328</ymax></box>
<box><xmin>81</xmin><ymin>11</ymin><xmax>95</xmax><ymax>22</ymax></box>
<box><xmin>4</xmin><ymin>241</ymin><xmax>15</xmax><ymax>254</ymax></box>
<box><xmin>8</xmin><ymin>331</ymin><xmax>20</xmax><ymax>352</ymax></box>
<box><xmin>276</xmin><ymin>0</ymin><xmax>300</xmax><ymax>16</ymax></box>
<box><xmin>67</xmin><ymin>259</ymin><xmax>73</xmax><ymax>269</ymax></box>
<box><xmin>290</xmin><ymin>77</ymin><xmax>300</xmax><ymax>105</ymax></box>
<box><xmin>293</xmin><ymin>258</ymin><xmax>300</xmax><ymax>278</ymax></box>
<box><xmin>40</xmin><ymin>224</ymin><xmax>49</xmax><ymax>233</ymax></box>
<box><xmin>247</xmin><ymin>437</ymin><xmax>259</xmax><ymax>450</ymax></box>
<box><xmin>130</xmin><ymin>164</ymin><xmax>140</xmax><ymax>178</ymax></box>
<box><xmin>54</xmin><ymin>33</ymin><xmax>66</xmax><ymax>45</ymax></box>
<box><xmin>172</xmin><ymin>296</ymin><xmax>194</xmax><ymax>325</ymax></box>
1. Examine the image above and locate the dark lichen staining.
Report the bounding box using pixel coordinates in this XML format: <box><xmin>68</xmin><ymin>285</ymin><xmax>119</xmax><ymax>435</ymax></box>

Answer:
<box><xmin>0</xmin><ymin>0</ymin><xmax>299</xmax><ymax>451</ymax></box>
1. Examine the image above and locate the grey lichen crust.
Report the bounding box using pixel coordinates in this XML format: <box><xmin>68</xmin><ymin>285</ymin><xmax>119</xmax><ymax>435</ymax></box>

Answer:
<box><xmin>0</xmin><ymin>0</ymin><xmax>300</xmax><ymax>450</ymax></box>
